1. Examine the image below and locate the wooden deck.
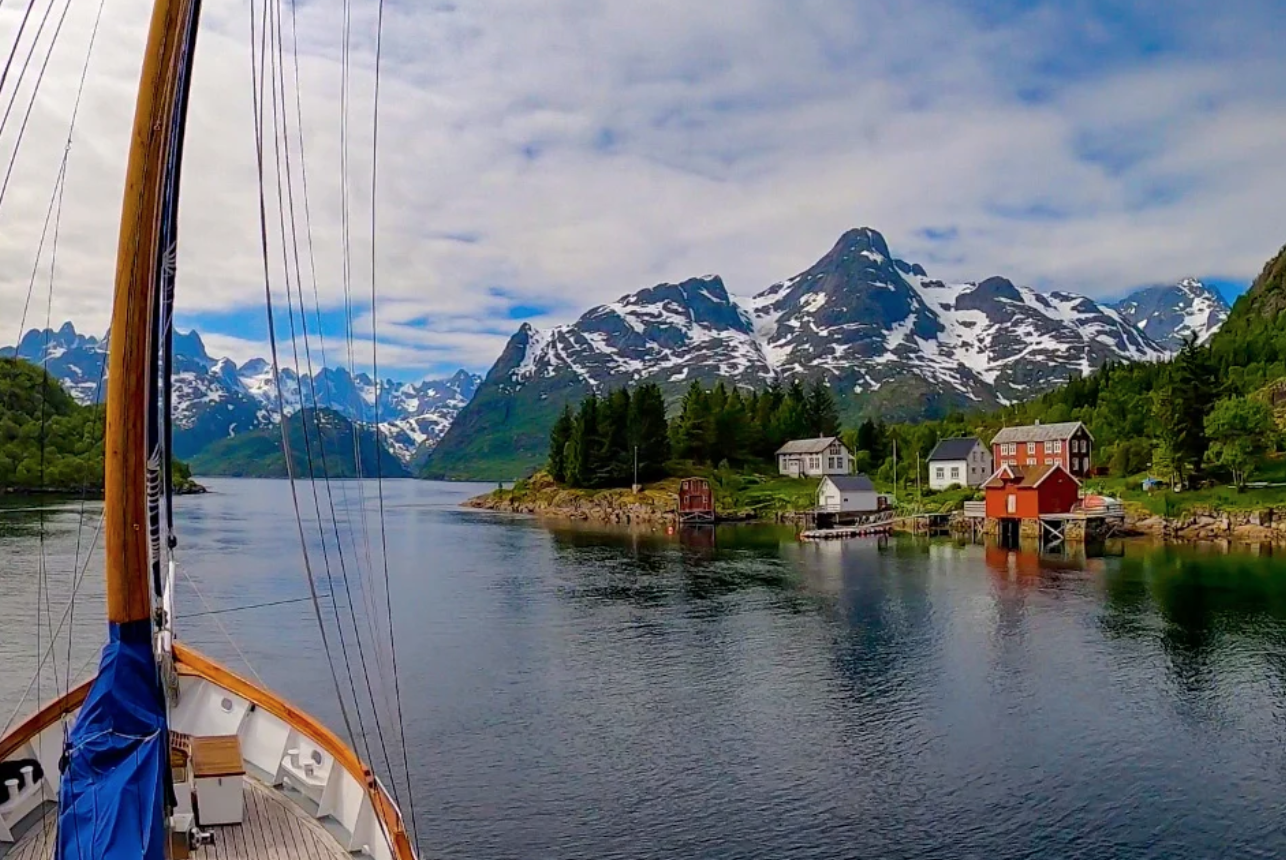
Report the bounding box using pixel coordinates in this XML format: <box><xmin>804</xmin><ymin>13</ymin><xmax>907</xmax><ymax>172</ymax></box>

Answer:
<box><xmin>5</xmin><ymin>778</ymin><xmax>361</xmax><ymax>860</ymax></box>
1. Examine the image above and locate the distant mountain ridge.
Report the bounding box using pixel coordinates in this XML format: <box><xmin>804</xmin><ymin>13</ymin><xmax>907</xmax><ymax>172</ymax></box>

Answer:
<box><xmin>425</xmin><ymin>227</ymin><xmax>1185</xmax><ymax>479</ymax></box>
<box><xmin>0</xmin><ymin>325</ymin><xmax>480</xmax><ymax>465</ymax></box>
<box><xmin>1111</xmin><ymin>278</ymin><xmax>1230</xmax><ymax>350</ymax></box>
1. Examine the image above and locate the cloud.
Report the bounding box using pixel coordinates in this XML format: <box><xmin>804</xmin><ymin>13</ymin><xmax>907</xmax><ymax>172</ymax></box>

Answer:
<box><xmin>0</xmin><ymin>0</ymin><xmax>1283</xmax><ymax>377</ymax></box>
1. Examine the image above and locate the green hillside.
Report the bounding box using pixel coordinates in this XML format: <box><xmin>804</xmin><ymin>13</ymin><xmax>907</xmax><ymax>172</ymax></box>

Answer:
<box><xmin>190</xmin><ymin>407</ymin><xmax>410</xmax><ymax>479</ymax></box>
<box><xmin>0</xmin><ymin>357</ymin><xmax>197</xmax><ymax>492</ymax></box>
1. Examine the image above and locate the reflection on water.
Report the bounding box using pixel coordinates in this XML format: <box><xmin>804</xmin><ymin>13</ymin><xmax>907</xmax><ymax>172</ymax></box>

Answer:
<box><xmin>3</xmin><ymin>481</ymin><xmax>1286</xmax><ymax>859</ymax></box>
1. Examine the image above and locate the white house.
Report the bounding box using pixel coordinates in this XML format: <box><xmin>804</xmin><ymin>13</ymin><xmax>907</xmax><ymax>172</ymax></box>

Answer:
<box><xmin>816</xmin><ymin>474</ymin><xmax>888</xmax><ymax>514</ymax></box>
<box><xmin>927</xmin><ymin>437</ymin><xmax>992</xmax><ymax>490</ymax></box>
<box><xmin>776</xmin><ymin>437</ymin><xmax>853</xmax><ymax>477</ymax></box>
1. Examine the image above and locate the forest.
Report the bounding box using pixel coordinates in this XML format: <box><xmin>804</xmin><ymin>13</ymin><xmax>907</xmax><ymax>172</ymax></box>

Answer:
<box><xmin>0</xmin><ymin>357</ymin><xmax>195</xmax><ymax>492</ymax></box>
<box><xmin>548</xmin><ymin>379</ymin><xmax>841</xmax><ymax>488</ymax></box>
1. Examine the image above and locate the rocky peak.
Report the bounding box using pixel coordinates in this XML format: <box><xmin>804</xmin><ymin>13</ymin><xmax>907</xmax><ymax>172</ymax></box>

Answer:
<box><xmin>1111</xmin><ymin>278</ymin><xmax>1230</xmax><ymax>351</ymax></box>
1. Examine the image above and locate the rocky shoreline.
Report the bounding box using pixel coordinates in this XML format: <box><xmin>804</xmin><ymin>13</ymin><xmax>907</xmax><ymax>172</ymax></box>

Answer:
<box><xmin>463</xmin><ymin>480</ymin><xmax>808</xmax><ymax>525</ymax></box>
<box><xmin>467</xmin><ymin>484</ymin><xmax>1286</xmax><ymax>546</ymax></box>
<box><xmin>1124</xmin><ymin>507</ymin><xmax>1286</xmax><ymax>544</ymax></box>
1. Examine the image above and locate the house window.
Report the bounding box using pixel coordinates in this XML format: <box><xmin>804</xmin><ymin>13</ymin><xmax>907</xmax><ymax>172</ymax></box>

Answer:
<box><xmin>1007</xmin><ymin>494</ymin><xmax>1016</xmax><ymax>514</ymax></box>
<box><xmin>1054</xmin><ymin>440</ymin><xmax>1062</xmax><ymax>453</ymax></box>
<box><xmin>935</xmin><ymin>467</ymin><xmax>945</xmax><ymax>480</ymax></box>
<box><xmin>1027</xmin><ymin>442</ymin><xmax>1035</xmax><ymax>455</ymax></box>
<box><xmin>950</xmin><ymin>467</ymin><xmax>960</xmax><ymax>480</ymax></box>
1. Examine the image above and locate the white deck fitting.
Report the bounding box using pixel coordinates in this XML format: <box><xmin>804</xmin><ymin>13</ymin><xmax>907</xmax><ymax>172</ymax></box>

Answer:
<box><xmin>5</xmin><ymin>778</ymin><xmax>363</xmax><ymax>860</ymax></box>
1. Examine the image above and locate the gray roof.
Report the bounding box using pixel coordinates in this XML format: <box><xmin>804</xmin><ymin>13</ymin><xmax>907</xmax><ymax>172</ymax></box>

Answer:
<box><xmin>991</xmin><ymin>421</ymin><xmax>1090</xmax><ymax>445</ymax></box>
<box><xmin>821</xmin><ymin>474</ymin><xmax>875</xmax><ymax>492</ymax></box>
<box><xmin>776</xmin><ymin>436</ymin><xmax>840</xmax><ymax>455</ymax></box>
<box><xmin>927</xmin><ymin>437</ymin><xmax>983</xmax><ymax>461</ymax></box>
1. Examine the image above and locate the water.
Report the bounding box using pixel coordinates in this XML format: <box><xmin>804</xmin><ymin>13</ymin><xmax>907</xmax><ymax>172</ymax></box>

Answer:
<box><xmin>3</xmin><ymin>478</ymin><xmax>1286</xmax><ymax>859</ymax></box>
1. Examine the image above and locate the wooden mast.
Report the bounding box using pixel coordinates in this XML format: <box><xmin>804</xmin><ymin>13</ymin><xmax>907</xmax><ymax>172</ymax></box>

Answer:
<box><xmin>104</xmin><ymin>0</ymin><xmax>195</xmax><ymax>624</ymax></box>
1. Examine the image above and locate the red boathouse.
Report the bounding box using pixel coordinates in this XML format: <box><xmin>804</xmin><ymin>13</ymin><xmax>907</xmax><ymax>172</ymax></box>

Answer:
<box><xmin>984</xmin><ymin>462</ymin><xmax>1080</xmax><ymax>520</ymax></box>
<box><xmin>678</xmin><ymin>477</ymin><xmax>715</xmax><ymax>524</ymax></box>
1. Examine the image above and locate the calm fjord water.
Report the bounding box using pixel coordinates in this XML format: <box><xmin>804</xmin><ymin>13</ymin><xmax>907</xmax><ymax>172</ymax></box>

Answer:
<box><xmin>3</xmin><ymin>478</ymin><xmax>1286</xmax><ymax>859</ymax></box>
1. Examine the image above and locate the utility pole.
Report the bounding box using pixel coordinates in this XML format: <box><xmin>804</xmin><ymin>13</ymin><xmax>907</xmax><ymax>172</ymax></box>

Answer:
<box><xmin>916</xmin><ymin>451</ymin><xmax>922</xmax><ymax>511</ymax></box>
<box><xmin>893</xmin><ymin>439</ymin><xmax>898</xmax><ymax>497</ymax></box>
<box><xmin>632</xmin><ymin>444</ymin><xmax>640</xmax><ymax>493</ymax></box>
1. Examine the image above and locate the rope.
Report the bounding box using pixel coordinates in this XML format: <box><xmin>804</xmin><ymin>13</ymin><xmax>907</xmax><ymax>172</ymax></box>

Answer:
<box><xmin>175</xmin><ymin>593</ymin><xmax>331</xmax><ymax>620</ymax></box>
<box><xmin>268</xmin><ymin>0</ymin><xmax>409</xmax><ymax>823</ymax></box>
<box><xmin>1</xmin><ymin>511</ymin><xmax>102</xmax><ymax>736</ymax></box>
<box><xmin>247</xmin><ymin>0</ymin><xmax>360</xmax><ymax>752</ymax></box>
<box><xmin>0</xmin><ymin>0</ymin><xmax>77</xmax><ymax>218</ymax></box>
<box><xmin>177</xmin><ymin>566</ymin><xmax>268</xmax><ymax>687</ymax></box>
<box><xmin>370</xmin><ymin>0</ymin><xmax>420</xmax><ymax>840</ymax></box>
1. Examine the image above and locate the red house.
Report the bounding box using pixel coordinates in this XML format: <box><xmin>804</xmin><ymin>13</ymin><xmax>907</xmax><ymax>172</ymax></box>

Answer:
<box><xmin>983</xmin><ymin>463</ymin><xmax>1081</xmax><ymax>520</ymax></box>
<box><xmin>678</xmin><ymin>477</ymin><xmax>714</xmax><ymax>524</ymax></box>
<box><xmin>990</xmin><ymin>421</ymin><xmax>1094</xmax><ymax>480</ymax></box>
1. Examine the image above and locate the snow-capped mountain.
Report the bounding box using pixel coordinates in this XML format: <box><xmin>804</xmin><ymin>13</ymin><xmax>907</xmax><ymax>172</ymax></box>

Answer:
<box><xmin>425</xmin><ymin>227</ymin><xmax>1169</xmax><ymax>479</ymax></box>
<box><xmin>0</xmin><ymin>322</ymin><xmax>107</xmax><ymax>404</ymax></box>
<box><xmin>1111</xmin><ymin>278</ymin><xmax>1230</xmax><ymax>351</ymax></box>
<box><xmin>746</xmin><ymin>228</ymin><xmax>1164</xmax><ymax>406</ymax></box>
<box><xmin>1</xmin><ymin>324</ymin><xmax>480</xmax><ymax>464</ymax></box>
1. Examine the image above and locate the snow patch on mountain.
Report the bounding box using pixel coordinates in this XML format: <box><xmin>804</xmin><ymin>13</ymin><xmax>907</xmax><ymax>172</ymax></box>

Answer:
<box><xmin>496</xmin><ymin>228</ymin><xmax>1170</xmax><ymax>411</ymax></box>
<box><xmin>1112</xmin><ymin>278</ymin><xmax>1230</xmax><ymax>351</ymax></box>
<box><xmin>1</xmin><ymin>323</ymin><xmax>480</xmax><ymax>464</ymax></box>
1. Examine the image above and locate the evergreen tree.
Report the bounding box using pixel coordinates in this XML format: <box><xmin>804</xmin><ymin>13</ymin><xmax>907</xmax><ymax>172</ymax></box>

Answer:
<box><xmin>1170</xmin><ymin>335</ymin><xmax>1219</xmax><ymax>472</ymax></box>
<box><xmin>774</xmin><ymin>379</ymin><xmax>810</xmax><ymax>441</ymax></box>
<box><xmin>805</xmin><ymin>379</ymin><xmax>841</xmax><ymax>436</ymax></box>
<box><xmin>597</xmin><ymin>388</ymin><xmax>633</xmax><ymax>485</ymax></box>
<box><xmin>672</xmin><ymin>381</ymin><xmax>713</xmax><ymax>463</ymax></box>
<box><xmin>567</xmin><ymin>393</ymin><xmax>601</xmax><ymax>487</ymax></box>
<box><xmin>1152</xmin><ymin>383</ymin><xmax>1194</xmax><ymax>488</ymax></box>
<box><xmin>547</xmin><ymin>404</ymin><xmax>574</xmax><ymax>483</ymax></box>
<box><xmin>628</xmin><ymin>383</ymin><xmax>670</xmax><ymax>482</ymax></box>
<box><xmin>713</xmin><ymin>386</ymin><xmax>749</xmax><ymax>464</ymax></box>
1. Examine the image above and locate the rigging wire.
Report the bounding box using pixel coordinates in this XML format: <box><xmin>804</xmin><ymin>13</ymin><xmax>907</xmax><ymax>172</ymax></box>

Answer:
<box><xmin>177</xmin><ymin>567</ymin><xmax>270</xmax><ymax>687</ymax></box>
<box><xmin>0</xmin><ymin>510</ymin><xmax>102</xmax><ymax>736</ymax></box>
<box><xmin>56</xmin><ymin>0</ymin><xmax>109</xmax><ymax>715</ymax></box>
<box><xmin>369</xmin><ymin>0</ymin><xmax>421</xmax><ymax>840</ymax></box>
<box><xmin>282</xmin><ymin>0</ymin><xmax>394</xmax><ymax>705</ymax></box>
<box><xmin>175</xmin><ymin>592</ymin><xmax>332</xmax><ymax>620</ymax></box>
<box><xmin>262</xmin><ymin>0</ymin><xmax>382</xmax><ymax>786</ymax></box>
<box><xmin>267</xmin><ymin>0</ymin><xmax>407</xmax><ymax>802</ymax></box>
<box><xmin>247</xmin><ymin>0</ymin><xmax>361</xmax><ymax>758</ymax></box>
<box><xmin>0</xmin><ymin>0</ymin><xmax>40</xmax><ymax>120</ymax></box>
<box><xmin>0</xmin><ymin>0</ymin><xmax>78</xmax><ymax>216</ymax></box>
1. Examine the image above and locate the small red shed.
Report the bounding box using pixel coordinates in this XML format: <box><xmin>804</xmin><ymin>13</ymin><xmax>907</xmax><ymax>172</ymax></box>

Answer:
<box><xmin>678</xmin><ymin>477</ymin><xmax>714</xmax><ymax>524</ymax></box>
<box><xmin>983</xmin><ymin>463</ymin><xmax>1080</xmax><ymax>519</ymax></box>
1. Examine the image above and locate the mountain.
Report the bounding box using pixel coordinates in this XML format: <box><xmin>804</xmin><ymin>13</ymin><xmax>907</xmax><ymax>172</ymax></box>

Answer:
<box><xmin>1</xmin><ymin>324</ymin><xmax>481</xmax><ymax>465</ymax></box>
<box><xmin>425</xmin><ymin>227</ymin><xmax>1167</xmax><ymax>480</ymax></box>
<box><xmin>187</xmin><ymin>408</ymin><xmax>411</xmax><ymax>478</ymax></box>
<box><xmin>0</xmin><ymin>323</ymin><xmax>106</xmax><ymax>404</ymax></box>
<box><xmin>1111</xmin><ymin>278</ymin><xmax>1230</xmax><ymax>350</ymax></box>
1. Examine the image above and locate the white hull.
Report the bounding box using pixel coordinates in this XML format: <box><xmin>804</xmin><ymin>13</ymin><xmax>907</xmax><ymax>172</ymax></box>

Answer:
<box><xmin>0</xmin><ymin>645</ymin><xmax>416</xmax><ymax>860</ymax></box>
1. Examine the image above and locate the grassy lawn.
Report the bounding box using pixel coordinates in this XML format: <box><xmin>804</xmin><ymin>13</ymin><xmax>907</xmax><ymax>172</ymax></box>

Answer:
<box><xmin>1084</xmin><ymin>454</ymin><xmax>1286</xmax><ymax>516</ymax></box>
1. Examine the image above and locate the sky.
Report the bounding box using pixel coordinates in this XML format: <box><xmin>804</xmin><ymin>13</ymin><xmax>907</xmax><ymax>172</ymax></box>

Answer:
<box><xmin>0</xmin><ymin>0</ymin><xmax>1283</xmax><ymax>380</ymax></box>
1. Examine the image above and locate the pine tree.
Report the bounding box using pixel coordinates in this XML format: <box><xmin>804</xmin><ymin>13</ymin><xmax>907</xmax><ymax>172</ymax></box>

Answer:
<box><xmin>672</xmin><ymin>381</ymin><xmax>713</xmax><ymax>463</ymax></box>
<box><xmin>713</xmin><ymin>386</ymin><xmax>749</xmax><ymax>464</ymax></box>
<box><xmin>805</xmin><ymin>379</ymin><xmax>840</xmax><ymax>436</ymax></box>
<box><xmin>567</xmin><ymin>393</ymin><xmax>601</xmax><ymax>487</ymax></box>
<box><xmin>1170</xmin><ymin>336</ymin><xmax>1219</xmax><ymax>472</ymax></box>
<box><xmin>547</xmin><ymin>404</ymin><xmax>574</xmax><ymax>483</ymax></box>
<box><xmin>628</xmin><ymin>383</ymin><xmax>670</xmax><ymax>482</ymax></box>
<box><xmin>597</xmin><ymin>387</ymin><xmax>632</xmax><ymax>485</ymax></box>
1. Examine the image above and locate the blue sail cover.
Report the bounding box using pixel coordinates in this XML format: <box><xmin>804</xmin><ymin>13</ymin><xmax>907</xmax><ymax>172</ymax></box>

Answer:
<box><xmin>57</xmin><ymin>619</ymin><xmax>167</xmax><ymax>860</ymax></box>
